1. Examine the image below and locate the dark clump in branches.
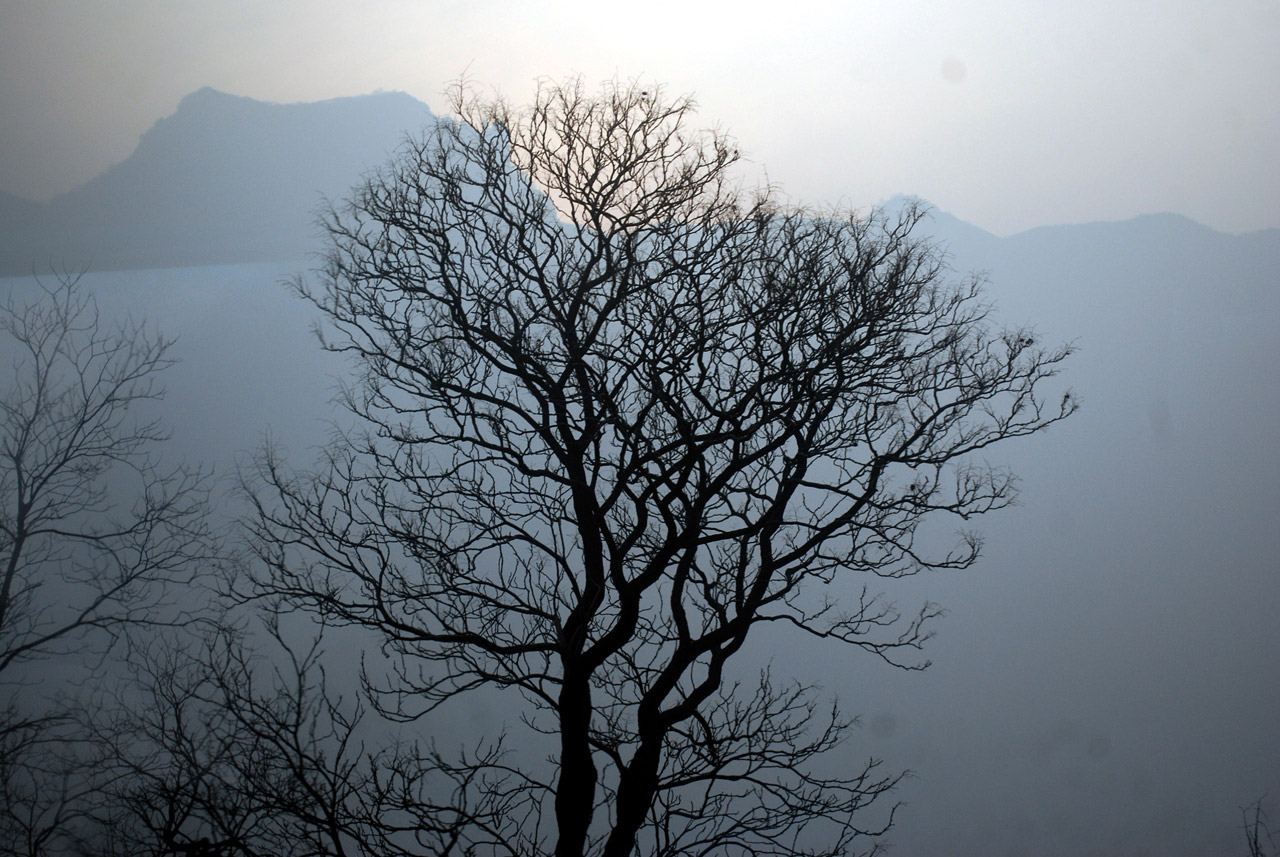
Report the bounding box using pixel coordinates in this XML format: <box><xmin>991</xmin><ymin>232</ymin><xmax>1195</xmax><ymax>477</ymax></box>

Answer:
<box><xmin>242</xmin><ymin>78</ymin><xmax>1075</xmax><ymax>857</ymax></box>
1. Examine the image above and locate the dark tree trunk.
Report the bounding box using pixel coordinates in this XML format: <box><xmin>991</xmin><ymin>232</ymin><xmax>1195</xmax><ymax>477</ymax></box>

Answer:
<box><xmin>601</xmin><ymin>738</ymin><xmax>663</xmax><ymax>857</ymax></box>
<box><xmin>555</xmin><ymin>668</ymin><xmax>599</xmax><ymax>857</ymax></box>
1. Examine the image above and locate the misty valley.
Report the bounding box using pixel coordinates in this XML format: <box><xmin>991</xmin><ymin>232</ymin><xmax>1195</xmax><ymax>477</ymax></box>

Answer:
<box><xmin>1</xmin><ymin>83</ymin><xmax>1277</xmax><ymax>857</ymax></box>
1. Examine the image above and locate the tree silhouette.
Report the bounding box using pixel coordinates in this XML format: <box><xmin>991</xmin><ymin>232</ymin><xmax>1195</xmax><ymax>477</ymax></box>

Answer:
<box><xmin>1244</xmin><ymin>795</ymin><xmax>1277</xmax><ymax>857</ymax></box>
<box><xmin>0</xmin><ymin>272</ymin><xmax>214</xmax><ymax>856</ymax></box>
<box><xmin>81</xmin><ymin>616</ymin><xmax>381</xmax><ymax>857</ymax></box>
<box><xmin>244</xmin><ymin>78</ymin><xmax>1075</xmax><ymax>856</ymax></box>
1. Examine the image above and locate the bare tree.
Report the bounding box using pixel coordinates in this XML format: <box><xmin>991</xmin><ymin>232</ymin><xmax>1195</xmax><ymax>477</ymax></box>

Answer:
<box><xmin>80</xmin><ymin>615</ymin><xmax>382</xmax><ymax>857</ymax></box>
<box><xmin>0</xmin><ymin>710</ymin><xmax>100</xmax><ymax>857</ymax></box>
<box><xmin>1244</xmin><ymin>796</ymin><xmax>1277</xmax><ymax>857</ymax></box>
<box><xmin>84</xmin><ymin>607</ymin><xmax>569</xmax><ymax>857</ymax></box>
<box><xmin>0</xmin><ymin>272</ymin><xmax>214</xmax><ymax>856</ymax></box>
<box><xmin>244</xmin><ymin>78</ymin><xmax>1076</xmax><ymax>856</ymax></box>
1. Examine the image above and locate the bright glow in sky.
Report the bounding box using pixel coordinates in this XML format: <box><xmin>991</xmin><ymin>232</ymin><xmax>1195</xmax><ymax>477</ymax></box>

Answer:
<box><xmin>1</xmin><ymin>0</ymin><xmax>1276</xmax><ymax>234</ymax></box>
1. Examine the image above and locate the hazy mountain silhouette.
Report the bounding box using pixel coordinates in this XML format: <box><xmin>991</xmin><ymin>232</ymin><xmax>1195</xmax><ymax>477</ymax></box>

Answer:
<box><xmin>4</xmin><ymin>86</ymin><xmax>1273</xmax><ymax>284</ymax></box>
<box><xmin>0</xmin><ymin>190</ymin><xmax>42</xmax><ymax>231</ymax></box>
<box><xmin>0</xmin><ymin>88</ymin><xmax>434</xmax><ymax>275</ymax></box>
<box><xmin>0</xmin><ymin>191</ymin><xmax>47</xmax><ymax>274</ymax></box>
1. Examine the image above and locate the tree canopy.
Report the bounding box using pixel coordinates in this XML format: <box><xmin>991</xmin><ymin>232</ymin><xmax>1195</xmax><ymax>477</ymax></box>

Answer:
<box><xmin>240</xmin><ymin>78</ymin><xmax>1076</xmax><ymax>857</ymax></box>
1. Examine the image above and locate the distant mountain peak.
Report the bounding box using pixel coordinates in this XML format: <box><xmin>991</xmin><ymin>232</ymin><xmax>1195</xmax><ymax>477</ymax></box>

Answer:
<box><xmin>1</xmin><ymin>89</ymin><xmax>435</xmax><ymax>274</ymax></box>
<box><xmin>173</xmin><ymin>86</ymin><xmax>422</xmax><ymax>113</ymax></box>
<box><xmin>177</xmin><ymin>86</ymin><xmax>249</xmax><ymax>106</ymax></box>
<box><xmin>3</xmin><ymin>89</ymin><xmax>1269</xmax><ymax>277</ymax></box>
<box><xmin>874</xmin><ymin>194</ymin><xmax>1000</xmax><ymax>248</ymax></box>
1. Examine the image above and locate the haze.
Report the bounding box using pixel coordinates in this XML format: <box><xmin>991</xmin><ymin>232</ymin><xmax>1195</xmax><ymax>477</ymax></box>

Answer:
<box><xmin>1</xmin><ymin>0</ymin><xmax>1277</xmax><ymax>235</ymax></box>
<box><xmin>1</xmin><ymin>3</ymin><xmax>1277</xmax><ymax>856</ymax></box>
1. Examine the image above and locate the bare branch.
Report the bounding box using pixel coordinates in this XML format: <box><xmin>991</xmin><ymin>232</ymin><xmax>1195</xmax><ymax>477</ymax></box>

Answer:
<box><xmin>242</xmin><ymin>76</ymin><xmax>1075</xmax><ymax>856</ymax></box>
<box><xmin>0</xmin><ymin>270</ymin><xmax>218</xmax><ymax>855</ymax></box>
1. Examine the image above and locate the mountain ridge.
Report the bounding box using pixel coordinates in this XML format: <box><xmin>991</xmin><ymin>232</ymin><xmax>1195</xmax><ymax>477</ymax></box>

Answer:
<box><xmin>1</xmin><ymin>89</ymin><xmax>1274</xmax><ymax>277</ymax></box>
<box><xmin>2</xmin><ymin>88</ymin><xmax>434</xmax><ymax>275</ymax></box>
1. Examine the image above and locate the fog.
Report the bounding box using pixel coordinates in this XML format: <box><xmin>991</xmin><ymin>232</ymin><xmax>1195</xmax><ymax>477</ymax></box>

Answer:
<box><xmin>4</xmin><ymin>198</ymin><xmax>1274</xmax><ymax>853</ymax></box>
<box><xmin>1</xmin><ymin>3</ymin><xmax>1277</xmax><ymax>853</ymax></box>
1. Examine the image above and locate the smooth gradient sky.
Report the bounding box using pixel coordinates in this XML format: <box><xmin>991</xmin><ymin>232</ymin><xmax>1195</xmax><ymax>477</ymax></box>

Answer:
<box><xmin>1</xmin><ymin>0</ymin><xmax>1277</xmax><ymax>235</ymax></box>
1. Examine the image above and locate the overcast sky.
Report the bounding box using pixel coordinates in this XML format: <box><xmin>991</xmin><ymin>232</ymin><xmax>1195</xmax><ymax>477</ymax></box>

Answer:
<box><xmin>1</xmin><ymin>0</ymin><xmax>1277</xmax><ymax>235</ymax></box>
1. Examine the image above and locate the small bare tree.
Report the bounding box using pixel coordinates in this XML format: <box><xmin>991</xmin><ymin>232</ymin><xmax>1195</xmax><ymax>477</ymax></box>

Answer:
<box><xmin>1244</xmin><ymin>796</ymin><xmax>1277</xmax><ymax>857</ymax></box>
<box><xmin>244</xmin><ymin>78</ymin><xmax>1075</xmax><ymax>856</ymax></box>
<box><xmin>82</xmin><ymin>608</ymin><xmax>550</xmax><ymax>857</ymax></box>
<box><xmin>0</xmin><ymin>272</ymin><xmax>214</xmax><ymax>856</ymax></box>
<box><xmin>81</xmin><ymin>616</ymin><xmax>380</xmax><ymax>857</ymax></box>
